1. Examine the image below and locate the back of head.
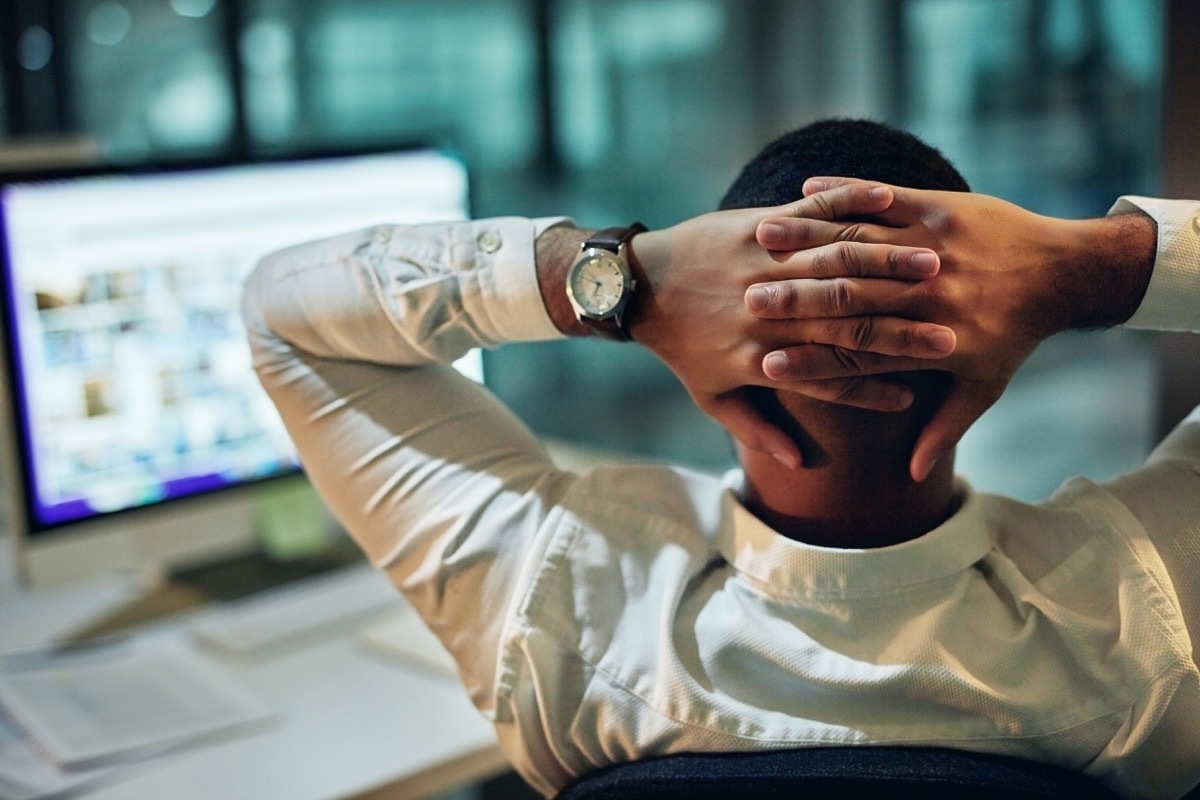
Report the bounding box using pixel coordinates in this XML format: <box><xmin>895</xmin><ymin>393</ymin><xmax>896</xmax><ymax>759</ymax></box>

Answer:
<box><xmin>721</xmin><ymin>119</ymin><xmax>968</xmax><ymax>475</ymax></box>
<box><xmin>720</xmin><ymin>119</ymin><xmax>969</xmax><ymax>211</ymax></box>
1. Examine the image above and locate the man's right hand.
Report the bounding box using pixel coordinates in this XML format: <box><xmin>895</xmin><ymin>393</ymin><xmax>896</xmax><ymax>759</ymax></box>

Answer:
<box><xmin>745</xmin><ymin>178</ymin><xmax>1157</xmax><ymax>481</ymax></box>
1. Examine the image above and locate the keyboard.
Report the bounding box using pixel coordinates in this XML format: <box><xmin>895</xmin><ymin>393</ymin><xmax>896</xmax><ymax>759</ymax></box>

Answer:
<box><xmin>189</xmin><ymin>563</ymin><xmax>404</xmax><ymax>655</ymax></box>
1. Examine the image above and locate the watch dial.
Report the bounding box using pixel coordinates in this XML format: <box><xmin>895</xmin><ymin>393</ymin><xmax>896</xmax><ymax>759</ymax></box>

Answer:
<box><xmin>571</xmin><ymin>253</ymin><xmax>626</xmax><ymax>315</ymax></box>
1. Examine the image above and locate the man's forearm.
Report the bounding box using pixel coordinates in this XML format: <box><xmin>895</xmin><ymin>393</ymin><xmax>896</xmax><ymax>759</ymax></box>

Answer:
<box><xmin>1052</xmin><ymin>211</ymin><xmax>1157</xmax><ymax>332</ymax></box>
<box><xmin>535</xmin><ymin>225</ymin><xmax>596</xmax><ymax>337</ymax></box>
<box><xmin>246</xmin><ymin>219</ymin><xmax>566</xmax><ymax>368</ymax></box>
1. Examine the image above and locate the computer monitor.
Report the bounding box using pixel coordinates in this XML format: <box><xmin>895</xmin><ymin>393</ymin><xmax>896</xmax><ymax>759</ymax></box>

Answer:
<box><xmin>0</xmin><ymin>148</ymin><xmax>473</xmax><ymax>588</ymax></box>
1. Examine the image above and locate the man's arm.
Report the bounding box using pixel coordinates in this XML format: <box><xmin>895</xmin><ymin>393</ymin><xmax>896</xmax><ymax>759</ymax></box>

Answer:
<box><xmin>242</xmin><ymin>218</ymin><xmax>575</xmax><ymax>713</ymax></box>
<box><xmin>240</xmin><ymin>211</ymin><xmax>946</xmax><ymax>706</ymax></box>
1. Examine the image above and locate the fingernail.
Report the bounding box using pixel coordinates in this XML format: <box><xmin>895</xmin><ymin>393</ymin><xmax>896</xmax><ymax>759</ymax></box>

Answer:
<box><xmin>763</xmin><ymin>352</ymin><xmax>788</xmax><ymax>378</ymax></box>
<box><xmin>746</xmin><ymin>285</ymin><xmax>771</xmax><ymax>311</ymax></box>
<box><xmin>806</xmin><ymin>179</ymin><xmax>829</xmax><ymax>193</ymax></box>
<box><xmin>915</xmin><ymin>457</ymin><xmax>938</xmax><ymax>483</ymax></box>
<box><xmin>759</xmin><ymin>222</ymin><xmax>785</xmax><ymax>244</ymax></box>
<box><xmin>925</xmin><ymin>329</ymin><xmax>955</xmax><ymax>354</ymax></box>
<box><xmin>869</xmin><ymin>186</ymin><xmax>892</xmax><ymax>201</ymax></box>
<box><xmin>912</xmin><ymin>252</ymin><xmax>939</xmax><ymax>276</ymax></box>
<box><xmin>772</xmin><ymin>451</ymin><xmax>800</xmax><ymax>470</ymax></box>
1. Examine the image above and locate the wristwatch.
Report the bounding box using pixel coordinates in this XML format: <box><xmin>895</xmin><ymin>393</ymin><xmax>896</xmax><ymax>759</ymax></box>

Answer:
<box><xmin>565</xmin><ymin>223</ymin><xmax>647</xmax><ymax>341</ymax></box>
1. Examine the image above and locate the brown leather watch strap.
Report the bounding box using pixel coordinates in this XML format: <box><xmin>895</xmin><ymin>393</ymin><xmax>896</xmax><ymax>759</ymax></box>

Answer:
<box><xmin>576</xmin><ymin>222</ymin><xmax>647</xmax><ymax>341</ymax></box>
<box><xmin>584</xmin><ymin>222</ymin><xmax>647</xmax><ymax>253</ymax></box>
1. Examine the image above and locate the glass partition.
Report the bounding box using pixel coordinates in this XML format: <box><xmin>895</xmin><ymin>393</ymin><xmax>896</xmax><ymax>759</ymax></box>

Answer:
<box><xmin>61</xmin><ymin>0</ymin><xmax>235</xmax><ymax>160</ymax></box>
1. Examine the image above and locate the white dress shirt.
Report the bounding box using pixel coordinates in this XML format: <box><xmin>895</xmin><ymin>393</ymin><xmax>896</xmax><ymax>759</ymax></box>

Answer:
<box><xmin>243</xmin><ymin>199</ymin><xmax>1200</xmax><ymax>799</ymax></box>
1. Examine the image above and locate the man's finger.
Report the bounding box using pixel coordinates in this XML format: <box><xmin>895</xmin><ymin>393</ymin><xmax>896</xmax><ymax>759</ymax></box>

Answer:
<box><xmin>767</xmin><ymin>317</ymin><xmax>956</xmax><ymax>360</ymax></box>
<box><xmin>909</xmin><ymin>381</ymin><xmax>1005</xmax><ymax>482</ymax></box>
<box><xmin>706</xmin><ymin>392</ymin><xmax>803</xmax><ymax>470</ymax></box>
<box><xmin>756</xmin><ymin>219</ymin><xmax>936</xmax><ymax>259</ymax></box>
<box><xmin>759</xmin><ymin>344</ymin><xmax>933</xmax><ymax>383</ymax></box>
<box><xmin>789</xmin><ymin>377</ymin><xmax>915</xmax><ymax>412</ymax></box>
<box><xmin>804</xmin><ymin>176</ymin><xmax>937</xmax><ymax>229</ymax></box>
<box><xmin>746</xmin><ymin>276</ymin><xmax>918</xmax><ymax>320</ymax></box>
<box><xmin>802</xmin><ymin>176</ymin><xmax>869</xmax><ymax>195</ymax></box>
<box><xmin>752</xmin><ymin>241</ymin><xmax>940</xmax><ymax>287</ymax></box>
<box><xmin>757</xmin><ymin>218</ymin><xmax>884</xmax><ymax>250</ymax></box>
<box><xmin>776</xmin><ymin>180</ymin><xmax>894</xmax><ymax>222</ymax></box>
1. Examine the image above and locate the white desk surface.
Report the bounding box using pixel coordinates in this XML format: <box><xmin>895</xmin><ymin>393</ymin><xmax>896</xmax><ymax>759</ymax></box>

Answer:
<box><xmin>0</xmin><ymin>547</ymin><xmax>508</xmax><ymax>800</ymax></box>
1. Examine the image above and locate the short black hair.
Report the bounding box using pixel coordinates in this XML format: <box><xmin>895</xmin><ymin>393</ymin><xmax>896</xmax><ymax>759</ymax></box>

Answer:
<box><xmin>719</xmin><ymin>118</ymin><xmax>969</xmax><ymax>211</ymax></box>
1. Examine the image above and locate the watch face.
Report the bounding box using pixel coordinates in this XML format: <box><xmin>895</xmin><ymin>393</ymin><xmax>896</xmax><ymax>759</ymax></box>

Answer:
<box><xmin>568</xmin><ymin>251</ymin><xmax>628</xmax><ymax>318</ymax></box>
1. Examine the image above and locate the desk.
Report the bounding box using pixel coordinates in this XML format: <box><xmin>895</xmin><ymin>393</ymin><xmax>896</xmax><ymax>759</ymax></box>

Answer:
<box><xmin>0</xmin><ymin>551</ymin><xmax>509</xmax><ymax>800</ymax></box>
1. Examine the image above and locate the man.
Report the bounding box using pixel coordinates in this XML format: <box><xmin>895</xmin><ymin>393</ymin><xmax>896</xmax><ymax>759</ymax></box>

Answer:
<box><xmin>243</xmin><ymin>120</ymin><xmax>1200</xmax><ymax>797</ymax></box>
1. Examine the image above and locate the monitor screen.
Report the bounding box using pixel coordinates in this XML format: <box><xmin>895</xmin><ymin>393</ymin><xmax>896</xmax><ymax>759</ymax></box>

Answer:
<box><xmin>0</xmin><ymin>149</ymin><xmax>472</xmax><ymax>584</ymax></box>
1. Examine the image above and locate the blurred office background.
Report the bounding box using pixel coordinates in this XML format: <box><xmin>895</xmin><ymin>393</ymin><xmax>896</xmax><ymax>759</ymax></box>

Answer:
<box><xmin>0</xmin><ymin>0</ymin><xmax>1181</xmax><ymax>502</ymax></box>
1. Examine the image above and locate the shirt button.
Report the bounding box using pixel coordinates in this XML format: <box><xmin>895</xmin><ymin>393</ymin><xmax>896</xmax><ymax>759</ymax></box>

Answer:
<box><xmin>477</xmin><ymin>230</ymin><xmax>502</xmax><ymax>254</ymax></box>
<box><xmin>1192</xmin><ymin>213</ymin><xmax>1200</xmax><ymax>235</ymax></box>
<box><xmin>373</xmin><ymin>227</ymin><xmax>391</xmax><ymax>244</ymax></box>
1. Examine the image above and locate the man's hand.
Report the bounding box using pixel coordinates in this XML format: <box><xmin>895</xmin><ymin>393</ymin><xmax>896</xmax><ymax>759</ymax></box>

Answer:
<box><xmin>745</xmin><ymin>177</ymin><xmax>1157</xmax><ymax>480</ymax></box>
<box><xmin>620</xmin><ymin>195</ymin><xmax>958</xmax><ymax>469</ymax></box>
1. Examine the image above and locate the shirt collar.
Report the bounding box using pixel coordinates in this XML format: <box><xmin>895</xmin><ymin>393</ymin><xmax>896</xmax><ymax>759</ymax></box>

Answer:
<box><xmin>717</xmin><ymin>472</ymin><xmax>990</xmax><ymax>600</ymax></box>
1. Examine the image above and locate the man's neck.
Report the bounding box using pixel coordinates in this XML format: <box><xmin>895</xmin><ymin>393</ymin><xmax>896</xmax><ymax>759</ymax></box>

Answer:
<box><xmin>736</xmin><ymin>445</ymin><xmax>961</xmax><ymax>549</ymax></box>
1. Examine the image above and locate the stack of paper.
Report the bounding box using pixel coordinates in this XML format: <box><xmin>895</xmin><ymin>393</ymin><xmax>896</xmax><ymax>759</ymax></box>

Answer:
<box><xmin>0</xmin><ymin>636</ymin><xmax>274</xmax><ymax>799</ymax></box>
<box><xmin>0</xmin><ymin>716</ymin><xmax>109</xmax><ymax>800</ymax></box>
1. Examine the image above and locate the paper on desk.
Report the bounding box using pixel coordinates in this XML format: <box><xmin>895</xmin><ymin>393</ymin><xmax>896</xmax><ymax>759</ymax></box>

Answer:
<box><xmin>0</xmin><ymin>714</ymin><xmax>111</xmax><ymax>800</ymax></box>
<box><xmin>0</xmin><ymin>636</ymin><xmax>275</xmax><ymax>771</ymax></box>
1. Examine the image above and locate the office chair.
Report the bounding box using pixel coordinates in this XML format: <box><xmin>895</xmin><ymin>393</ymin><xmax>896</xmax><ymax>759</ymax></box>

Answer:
<box><xmin>557</xmin><ymin>746</ymin><xmax>1123</xmax><ymax>799</ymax></box>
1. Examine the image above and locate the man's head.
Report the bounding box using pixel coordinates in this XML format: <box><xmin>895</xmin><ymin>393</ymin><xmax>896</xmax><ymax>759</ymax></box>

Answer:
<box><xmin>720</xmin><ymin>119</ymin><xmax>969</xmax><ymax>211</ymax></box>
<box><xmin>722</xmin><ymin>119</ymin><xmax>968</xmax><ymax>484</ymax></box>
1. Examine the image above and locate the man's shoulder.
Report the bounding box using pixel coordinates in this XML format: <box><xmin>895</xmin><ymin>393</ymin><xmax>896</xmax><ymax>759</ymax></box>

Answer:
<box><xmin>549</xmin><ymin>460</ymin><xmax>732</xmax><ymax>551</ymax></box>
<box><xmin>566</xmin><ymin>460</ymin><xmax>728</xmax><ymax>514</ymax></box>
<box><xmin>971</xmin><ymin>476</ymin><xmax>1182</xmax><ymax>606</ymax></box>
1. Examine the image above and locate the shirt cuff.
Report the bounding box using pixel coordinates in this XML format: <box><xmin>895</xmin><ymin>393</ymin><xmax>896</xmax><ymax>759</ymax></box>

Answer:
<box><xmin>1110</xmin><ymin>196</ymin><xmax>1200</xmax><ymax>332</ymax></box>
<box><xmin>462</xmin><ymin>216</ymin><xmax>572</xmax><ymax>345</ymax></box>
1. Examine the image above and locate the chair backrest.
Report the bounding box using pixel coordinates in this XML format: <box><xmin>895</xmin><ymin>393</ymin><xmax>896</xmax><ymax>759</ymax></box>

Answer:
<box><xmin>556</xmin><ymin>747</ymin><xmax>1123</xmax><ymax>800</ymax></box>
